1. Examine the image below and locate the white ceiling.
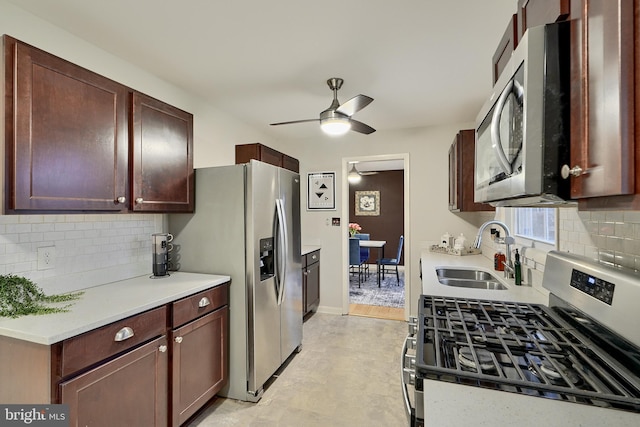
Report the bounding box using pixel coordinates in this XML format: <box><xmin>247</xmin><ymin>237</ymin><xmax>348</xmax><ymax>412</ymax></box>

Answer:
<box><xmin>8</xmin><ymin>0</ymin><xmax>515</xmax><ymax>142</ymax></box>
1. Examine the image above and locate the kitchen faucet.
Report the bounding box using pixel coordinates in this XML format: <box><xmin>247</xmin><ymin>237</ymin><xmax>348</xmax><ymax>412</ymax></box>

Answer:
<box><xmin>472</xmin><ymin>220</ymin><xmax>515</xmax><ymax>277</ymax></box>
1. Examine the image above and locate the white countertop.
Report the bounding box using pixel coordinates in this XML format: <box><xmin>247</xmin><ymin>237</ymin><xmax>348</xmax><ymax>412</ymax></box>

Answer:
<box><xmin>0</xmin><ymin>272</ymin><xmax>230</xmax><ymax>345</ymax></box>
<box><xmin>421</xmin><ymin>250</ymin><xmax>548</xmax><ymax>305</ymax></box>
<box><xmin>302</xmin><ymin>245</ymin><xmax>321</xmax><ymax>255</ymax></box>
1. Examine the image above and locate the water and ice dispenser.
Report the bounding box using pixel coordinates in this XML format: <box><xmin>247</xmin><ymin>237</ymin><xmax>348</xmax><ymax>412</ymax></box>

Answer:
<box><xmin>259</xmin><ymin>237</ymin><xmax>274</xmax><ymax>281</ymax></box>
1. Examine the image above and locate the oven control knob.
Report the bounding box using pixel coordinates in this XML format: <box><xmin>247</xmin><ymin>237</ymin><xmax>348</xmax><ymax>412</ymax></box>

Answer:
<box><xmin>404</xmin><ymin>354</ymin><xmax>416</xmax><ymax>370</ymax></box>
<box><xmin>561</xmin><ymin>164</ymin><xmax>584</xmax><ymax>179</ymax></box>
<box><xmin>403</xmin><ymin>368</ymin><xmax>415</xmax><ymax>386</ymax></box>
<box><xmin>407</xmin><ymin>337</ymin><xmax>417</xmax><ymax>350</ymax></box>
<box><xmin>408</xmin><ymin>323</ymin><xmax>418</xmax><ymax>336</ymax></box>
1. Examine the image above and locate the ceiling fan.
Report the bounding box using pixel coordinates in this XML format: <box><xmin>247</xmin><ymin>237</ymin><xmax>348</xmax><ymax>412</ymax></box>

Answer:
<box><xmin>348</xmin><ymin>162</ymin><xmax>378</xmax><ymax>183</ymax></box>
<box><xmin>270</xmin><ymin>78</ymin><xmax>375</xmax><ymax>135</ymax></box>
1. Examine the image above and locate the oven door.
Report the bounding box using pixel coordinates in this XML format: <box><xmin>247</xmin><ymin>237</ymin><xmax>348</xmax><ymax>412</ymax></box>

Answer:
<box><xmin>401</xmin><ymin>318</ymin><xmax>423</xmax><ymax>426</ymax></box>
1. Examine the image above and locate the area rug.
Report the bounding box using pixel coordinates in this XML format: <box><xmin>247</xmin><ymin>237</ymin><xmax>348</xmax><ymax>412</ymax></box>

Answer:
<box><xmin>349</xmin><ymin>267</ymin><xmax>405</xmax><ymax>308</ymax></box>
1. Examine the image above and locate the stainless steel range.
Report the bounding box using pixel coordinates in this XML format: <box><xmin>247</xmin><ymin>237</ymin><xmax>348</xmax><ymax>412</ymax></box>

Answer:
<box><xmin>402</xmin><ymin>251</ymin><xmax>640</xmax><ymax>426</ymax></box>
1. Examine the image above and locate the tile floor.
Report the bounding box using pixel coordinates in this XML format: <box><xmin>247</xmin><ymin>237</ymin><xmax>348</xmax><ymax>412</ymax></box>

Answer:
<box><xmin>187</xmin><ymin>312</ymin><xmax>408</xmax><ymax>427</ymax></box>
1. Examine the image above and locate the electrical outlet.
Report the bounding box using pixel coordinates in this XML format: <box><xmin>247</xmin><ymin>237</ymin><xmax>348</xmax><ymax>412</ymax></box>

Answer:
<box><xmin>37</xmin><ymin>246</ymin><xmax>56</xmax><ymax>270</ymax></box>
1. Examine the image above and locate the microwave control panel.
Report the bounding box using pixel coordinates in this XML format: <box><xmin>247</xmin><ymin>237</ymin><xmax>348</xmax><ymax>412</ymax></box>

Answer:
<box><xmin>570</xmin><ymin>269</ymin><xmax>615</xmax><ymax>305</ymax></box>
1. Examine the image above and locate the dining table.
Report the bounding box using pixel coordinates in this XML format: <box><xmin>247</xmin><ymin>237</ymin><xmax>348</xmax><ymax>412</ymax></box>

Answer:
<box><xmin>358</xmin><ymin>239</ymin><xmax>386</xmax><ymax>286</ymax></box>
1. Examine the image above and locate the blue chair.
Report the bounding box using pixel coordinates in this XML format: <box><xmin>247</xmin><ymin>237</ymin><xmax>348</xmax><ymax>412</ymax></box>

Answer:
<box><xmin>377</xmin><ymin>235</ymin><xmax>404</xmax><ymax>286</ymax></box>
<box><xmin>349</xmin><ymin>238</ymin><xmax>365</xmax><ymax>287</ymax></box>
<box><xmin>353</xmin><ymin>233</ymin><xmax>370</xmax><ymax>278</ymax></box>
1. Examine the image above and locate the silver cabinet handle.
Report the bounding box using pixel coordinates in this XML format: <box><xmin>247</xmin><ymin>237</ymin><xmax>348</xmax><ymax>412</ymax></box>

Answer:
<box><xmin>174</xmin><ymin>336</ymin><xmax>183</xmax><ymax>344</ymax></box>
<box><xmin>561</xmin><ymin>164</ymin><xmax>585</xmax><ymax>179</ymax></box>
<box><xmin>135</xmin><ymin>197</ymin><xmax>144</xmax><ymax>204</ymax></box>
<box><xmin>114</xmin><ymin>326</ymin><xmax>134</xmax><ymax>342</ymax></box>
<box><xmin>198</xmin><ymin>297</ymin><xmax>211</xmax><ymax>308</ymax></box>
<box><xmin>116</xmin><ymin>196</ymin><xmax>126</xmax><ymax>204</ymax></box>
<box><xmin>159</xmin><ymin>345</ymin><xmax>167</xmax><ymax>353</ymax></box>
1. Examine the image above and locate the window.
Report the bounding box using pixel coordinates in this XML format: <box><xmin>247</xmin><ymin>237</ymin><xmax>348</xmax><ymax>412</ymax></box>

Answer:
<box><xmin>513</xmin><ymin>208</ymin><xmax>556</xmax><ymax>245</ymax></box>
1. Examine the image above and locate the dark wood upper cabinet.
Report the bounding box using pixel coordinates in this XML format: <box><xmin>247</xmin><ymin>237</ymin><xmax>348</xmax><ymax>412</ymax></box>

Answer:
<box><xmin>131</xmin><ymin>93</ymin><xmax>194</xmax><ymax>213</ymax></box>
<box><xmin>448</xmin><ymin>130</ymin><xmax>494</xmax><ymax>212</ymax></box>
<box><xmin>517</xmin><ymin>0</ymin><xmax>570</xmax><ymax>44</ymax></box>
<box><xmin>3</xmin><ymin>35</ymin><xmax>195</xmax><ymax>214</ymax></box>
<box><xmin>4</xmin><ymin>36</ymin><xmax>129</xmax><ymax>212</ymax></box>
<box><xmin>235</xmin><ymin>143</ymin><xmax>300</xmax><ymax>173</ymax></box>
<box><xmin>492</xmin><ymin>14</ymin><xmax>518</xmax><ymax>84</ymax></box>
<box><xmin>566</xmin><ymin>0</ymin><xmax>637</xmax><ymax>208</ymax></box>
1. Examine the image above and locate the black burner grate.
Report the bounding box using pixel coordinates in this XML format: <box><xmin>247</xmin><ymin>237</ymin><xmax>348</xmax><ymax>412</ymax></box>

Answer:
<box><xmin>415</xmin><ymin>295</ymin><xmax>640</xmax><ymax>413</ymax></box>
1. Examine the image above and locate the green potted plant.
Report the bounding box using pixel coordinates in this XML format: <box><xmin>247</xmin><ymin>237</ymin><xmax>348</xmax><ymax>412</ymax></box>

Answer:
<box><xmin>0</xmin><ymin>274</ymin><xmax>83</xmax><ymax>318</ymax></box>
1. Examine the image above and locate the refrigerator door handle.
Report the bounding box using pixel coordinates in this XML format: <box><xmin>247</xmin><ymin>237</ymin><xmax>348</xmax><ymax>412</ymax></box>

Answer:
<box><xmin>275</xmin><ymin>198</ymin><xmax>288</xmax><ymax>305</ymax></box>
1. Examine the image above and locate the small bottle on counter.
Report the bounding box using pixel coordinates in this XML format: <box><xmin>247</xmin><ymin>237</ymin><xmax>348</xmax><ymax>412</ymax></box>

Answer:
<box><xmin>514</xmin><ymin>249</ymin><xmax>522</xmax><ymax>286</ymax></box>
<box><xmin>494</xmin><ymin>251</ymin><xmax>506</xmax><ymax>271</ymax></box>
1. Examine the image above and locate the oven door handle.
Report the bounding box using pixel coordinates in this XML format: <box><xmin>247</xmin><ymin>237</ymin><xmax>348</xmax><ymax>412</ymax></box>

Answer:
<box><xmin>490</xmin><ymin>78</ymin><xmax>524</xmax><ymax>176</ymax></box>
<box><xmin>401</xmin><ymin>333</ymin><xmax>416</xmax><ymax>424</ymax></box>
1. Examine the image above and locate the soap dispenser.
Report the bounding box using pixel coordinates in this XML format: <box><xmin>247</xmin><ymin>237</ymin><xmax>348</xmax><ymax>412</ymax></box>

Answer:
<box><xmin>514</xmin><ymin>249</ymin><xmax>522</xmax><ymax>285</ymax></box>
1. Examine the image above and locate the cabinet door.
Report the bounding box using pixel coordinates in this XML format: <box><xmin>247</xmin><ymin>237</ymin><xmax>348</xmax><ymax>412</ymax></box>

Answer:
<box><xmin>448</xmin><ymin>138</ymin><xmax>460</xmax><ymax>211</ymax></box>
<box><xmin>304</xmin><ymin>260</ymin><xmax>320</xmax><ymax>315</ymax></box>
<box><xmin>517</xmin><ymin>0</ymin><xmax>570</xmax><ymax>44</ymax></box>
<box><xmin>449</xmin><ymin>130</ymin><xmax>494</xmax><ymax>212</ymax></box>
<box><xmin>492</xmin><ymin>14</ymin><xmax>518</xmax><ymax>84</ymax></box>
<box><xmin>60</xmin><ymin>336</ymin><xmax>168</xmax><ymax>427</ymax></box>
<box><xmin>131</xmin><ymin>93</ymin><xmax>194</xmax><ymax>212</ymax></box>
<box><xmin>568</xmin><ymin>0</ymin><xmax>635</xmax><ymax>198</ymax></box>
<box><xmin>171</xmin><ymin>306</ymin><xmax>228</xmax><ymax>426</ymax></box>
<box><xmin>6</xmin><ymin>36</ymin><xmax>129</xmax><ymax>212</ymax></box>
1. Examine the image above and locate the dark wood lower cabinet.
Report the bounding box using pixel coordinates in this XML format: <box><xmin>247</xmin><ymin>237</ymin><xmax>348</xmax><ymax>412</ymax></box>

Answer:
<box><xmin>0</xmin><ymin>283</ymin><xmax>229</xmax><ymax>427</ymax></box>
<box><xmin>303</xmin><ymin>250</ymin><xmax>320</xmax><ymax>318</ymax></box>
<box><xmin>171</xmin><ymin>307</ymin><xmax>228</xmax><ymax>426</ymax></box>
<box><xmin>60</xmin><ymin>336</ymin><xmax>169</xmax><ymax>427</ymax></box>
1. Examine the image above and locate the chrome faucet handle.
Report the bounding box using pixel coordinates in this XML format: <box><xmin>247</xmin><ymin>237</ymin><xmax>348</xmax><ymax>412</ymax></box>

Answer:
<box><xmin>503</xmin><ymin>262</ymin><xmax>514</xmax><ymax>278</ymax></box>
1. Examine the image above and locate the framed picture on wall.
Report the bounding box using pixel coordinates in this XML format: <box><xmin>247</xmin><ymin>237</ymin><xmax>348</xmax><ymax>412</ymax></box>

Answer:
<box><xmin>355</xmin><ymin>190</ymin><xmax>380</xmax><ymax>216</ymax></box>
<box><xmin>307</xmin><ymin>172</ymin><xmax>336</xmax><ymax>210</ymax></box>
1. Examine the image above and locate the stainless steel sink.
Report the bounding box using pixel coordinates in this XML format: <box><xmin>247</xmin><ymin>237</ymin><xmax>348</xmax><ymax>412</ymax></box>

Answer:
<box><xmin>437</xmin><ymin>278</ymin><xmax>507</xmax><ymax>290</ymax></box>
<box><xmin>435</xmin><ymin>268</ymin><xmax>507</xmax><ymax>290</ymax></box>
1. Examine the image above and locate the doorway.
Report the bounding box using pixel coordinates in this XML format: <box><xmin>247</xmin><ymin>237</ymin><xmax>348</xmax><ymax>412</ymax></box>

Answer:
<box><xmin>342</xmin><ymin>153</ymin><xmax>410</xmax><ymax>321</ymax></box>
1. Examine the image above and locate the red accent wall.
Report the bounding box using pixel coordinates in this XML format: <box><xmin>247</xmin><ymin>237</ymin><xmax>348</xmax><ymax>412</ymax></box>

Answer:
<box><xmin>349</xmin><ymin>170</ymin><xmax>404</xmax><ymax>265</ymax></box>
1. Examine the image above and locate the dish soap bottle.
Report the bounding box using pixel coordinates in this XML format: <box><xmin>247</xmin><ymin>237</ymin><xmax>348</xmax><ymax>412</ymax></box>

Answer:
<box><xmin>494</xmin><ymin>251</ymin><xmax>505</xmax><ymax>271</ymax></box>
<box><xmin>514</xmin><ymin>249</ymin><xmax>522</xmax><ymax>286</ymax></box>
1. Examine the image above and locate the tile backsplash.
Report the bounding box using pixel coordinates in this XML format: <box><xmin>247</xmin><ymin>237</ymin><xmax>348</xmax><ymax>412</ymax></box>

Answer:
<box><xmin>0</xmin><ymin>214</ymin><xmax>164</xmax><ymax>295</ymax></box>
<box><xmin>560</xmin><ymin>208</ymin><xmax>640</xmax><ymax>270</ymax></box>
<box><xmin>479</xmin><ymin>206</ymin><xmax>640</xmax><ymax>289</ymax></box>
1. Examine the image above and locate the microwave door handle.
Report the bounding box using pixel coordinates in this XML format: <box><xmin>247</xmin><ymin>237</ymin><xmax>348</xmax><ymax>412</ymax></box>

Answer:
<box><xmin>490</xmin><ymin>78</ymin><xmax>515</xmax><ymax>176</ymax></box>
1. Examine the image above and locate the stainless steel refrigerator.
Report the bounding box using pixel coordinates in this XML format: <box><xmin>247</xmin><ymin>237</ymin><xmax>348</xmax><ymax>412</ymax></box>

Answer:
<box><xmin>168</xmin><ymin>160</ymin><xmax>302</xmax><ymax>402</ymax></box>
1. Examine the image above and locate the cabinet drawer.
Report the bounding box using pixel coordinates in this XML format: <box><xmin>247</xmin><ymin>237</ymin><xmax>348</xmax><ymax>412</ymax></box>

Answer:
<box><xmin>172</xmin><ymin>283</ymin><xmax>229</xmax><ymax>328</ymax></box>
<box><xmin>60</xmin><ymin>306</ymin><xmax>167</xmax><ymax>377</ymax></box>
<box><xmin>304</xmin><ymin>250</ymin><xmax>320</xmax><ymax>267</ymax></box>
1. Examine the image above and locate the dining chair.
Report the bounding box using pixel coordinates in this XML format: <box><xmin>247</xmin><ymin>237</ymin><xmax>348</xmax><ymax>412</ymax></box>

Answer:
<box><xmin>377</xmin><ymin>235</ymin><xmax>404</xmax><ymax>286</ymax></box>
<box><xmin>353</xmin><ymin>233</ymin><xmax>370</xmax><ymax>278</ymax></box>
<box><xmin>349</xmin><ymin>238</ymin><xmax>365</xmax><ymax>287</ymax></box>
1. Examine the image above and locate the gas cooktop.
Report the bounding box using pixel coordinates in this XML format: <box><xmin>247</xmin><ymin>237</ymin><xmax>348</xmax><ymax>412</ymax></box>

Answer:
<box><xmin>414</xmin><ymin>251</ymin><xmax>640</xmax><ymax>414</ymax></box>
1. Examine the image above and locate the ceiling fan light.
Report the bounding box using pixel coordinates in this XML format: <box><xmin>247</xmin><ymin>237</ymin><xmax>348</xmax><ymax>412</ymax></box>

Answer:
<box><xmin>347</xmin><ymin>164</ymin><xmax>362</xmax><ymax>183</ymax></box>
<box><xmin>321</xmin><ymin>118</ymin><xmax>351</xmax><ymax>136</ymax></box>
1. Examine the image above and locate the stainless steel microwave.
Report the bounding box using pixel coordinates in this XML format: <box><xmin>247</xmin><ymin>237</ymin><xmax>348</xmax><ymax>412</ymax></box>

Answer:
<box><xmin>474</xmin><ymin>21</ymin><xmax>571</xmax><ymax>207</ymax></box>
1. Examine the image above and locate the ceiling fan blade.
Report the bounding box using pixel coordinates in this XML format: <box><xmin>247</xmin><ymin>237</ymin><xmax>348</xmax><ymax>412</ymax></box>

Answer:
<box><xmin>360</xmin><ymin>171</ymin><xmax>379</xmax><ymax>175</ymax></box>
<box><xmin>350</xmin><ymin>119</ymin><xmax>376</xmax><ymax>134</ymax></box>
<box><xmin>270</xmin><ymin>118</ymin><xmax>318</xmax><ymax>126</ymax></box>
<box><xmin>336</xmin><ymin>94</ymin><xmax>373</xmax><ymax>116</ymax></box>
